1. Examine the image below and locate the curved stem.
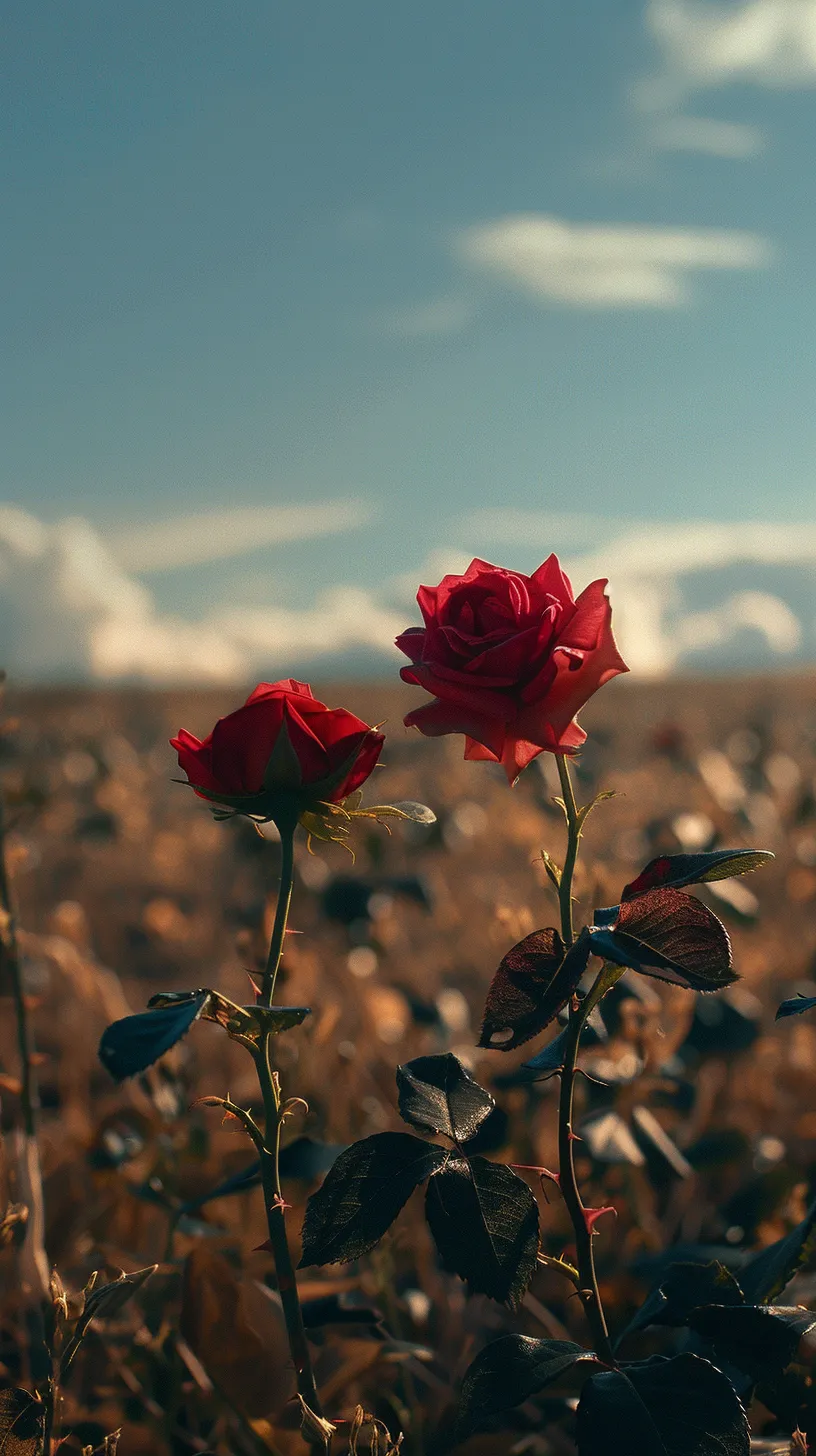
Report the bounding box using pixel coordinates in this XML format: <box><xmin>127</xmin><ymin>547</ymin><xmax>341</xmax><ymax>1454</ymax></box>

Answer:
<box><xmin>253</xmin><ymin>827</ymin><xmax>327</xmax><ymax>1441</ymax></box>
<box><xmin>556</xmin><ymin>755</ymin><xmax>579</xmax><ymax>948</ymax></box>
<box><xmin>261</xmin><ymin>825</ymin><xmax>295</xmax><ymax>1005</ymax></box>
<box><xmin>553</xmin><ymin>755</ymin><xmax>616</xmax><ymax>1366</ymax></box>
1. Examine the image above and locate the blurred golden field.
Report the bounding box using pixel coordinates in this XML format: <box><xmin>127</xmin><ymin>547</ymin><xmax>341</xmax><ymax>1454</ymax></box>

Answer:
<box><xmin>2</xmin><ymin>675</ymin><xmax>816</xmax><ymax>1454</ymax></box>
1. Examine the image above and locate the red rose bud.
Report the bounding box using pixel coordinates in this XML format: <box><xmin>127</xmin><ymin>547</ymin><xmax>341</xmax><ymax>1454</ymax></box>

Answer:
<box><xmin>396</xmin><ymin>555</ymin><xmax>628</xmax><ymax>783</ymax></box>
<box><xmin>171</xmin><ymin>680</ymin><xmax>384</xmax><ymax>829</ymax></box>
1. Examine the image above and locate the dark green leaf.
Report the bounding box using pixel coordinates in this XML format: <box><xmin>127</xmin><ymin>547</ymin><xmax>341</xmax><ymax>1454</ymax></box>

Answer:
<box><xmin>688</xmin><ymin>1305</ymin><xmax>816</xmax><ymax>1381</ymax></box>
<box><xmin>622</xmin><ymin>851</ymin><xmax>774</xmax><ymax>901</ymax></box>
<box><xmin>478</xmin><ymin>929</ymin><xmax>591</xmax><ymax>1051</ymax></box>
<box><xmin>576</xmin><ymin>1353</ymin><xmax>749</xmax><ymax>1455</ymax></box>
<box><xmin>594</xmin><ymin>888</ymin><xmax>734</xmax><ymax>993</ymax></box>
<box><xmin>776</xmin><ymin>994</ymin><xmax>816</xmax><ymax>1020</ymax></box>
<box><xmin>298</xmin><ymin>1132</ymin><xmax>446</xmax><ymax>1267</ymax></box>
<box><xmin>396</xmin><ymin>1053</ymin><xmax>494</xmax><ymax>1143</ymax></box>
<box><xmin>458</xmin><ymin>1335</ymin><xmax>598</xmax><ymax>1438</ymax></box>
<box><xmin>620</xmin><ymin>1261</ymin><xmax>744</xmax><ymax>1343</ymax></box>
<box><xmin>739</xmin><ymin>1198</ymin><xmax>816</xmax><ymax>1304</ymax></box>
<box><xmin>98</xmin><ymin>993</ymin><xmax>208</xmax><ymax>1080</ymax></box>
<box><xmin>0</xmin><ymin>1388</ymin><xmax>44</xmax><ymax>1454</ymax></box>
<box><xmin>424</xmin><ymin>1155</ymin><xmax>539</xmax><ymax>1308</ymax></box>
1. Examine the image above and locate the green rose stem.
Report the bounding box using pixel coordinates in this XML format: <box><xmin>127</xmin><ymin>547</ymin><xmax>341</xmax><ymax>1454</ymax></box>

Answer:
<box><xmin>253</xmin><ymin>818</ymin><xmax>327</xmax><ymax>1441</ymax></box>
<box><xmin>555</xmin><ymin>756</ymin><xmax>617</xmax><ymax>1368</ymax></box>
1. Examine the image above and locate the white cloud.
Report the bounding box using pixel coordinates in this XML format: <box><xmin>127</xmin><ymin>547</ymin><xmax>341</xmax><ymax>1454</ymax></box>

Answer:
<box><xmin>456</xmin><ymin>516</ymin><xmax>816</xmax><ymax>676</ymax></box>
<box><xmin>651</xmin><ymin>114</ymin><xmax>765</xmax><ymax>155</ymax></box>
<box><xmin>457</xmin><ymin>214</ymin><xmax>772</xmax><ymax>308</ymax></box>
<box><xmin>0</xmin><ymin>507</ymin><xmax>403</xmax><ymax>684</ymax></box>
<box><xmin>640</xmin><ymin>0</ymin><xmax>816</xmax><ymax>105</ymax></box>
<box><xmin>107</xmin><ymin>501</ymin><xmax>372</xmax><ymax>574</ymax></box>
<box><xmin>3</xmin><ymin>506</ymin><xmax>816</xmax><ymax>684</ymax></box>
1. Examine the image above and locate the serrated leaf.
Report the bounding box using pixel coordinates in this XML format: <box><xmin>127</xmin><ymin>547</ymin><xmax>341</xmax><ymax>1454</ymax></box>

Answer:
<box><xmin>739</xmin><ymin>1198</ymin><xmax>816</xmax><ymax>1304</ymax></box>
<box><xmin>424</xmin><ymin>1155</ymin><xmax>539</xmax><ymax>1308</ymax></box>
<box><xmin>458</xmin><ymin>1335</ymin><xmax>598</xmax><ymax>1439</ymax></box>
<box><xmin>0</xmin><ymin>1388</ymin><xmax>44</xmax><ymax>1455</ymax></box>
<box><xmin>98</xmin><ymin>993</ymin><xmax>208</xmax><ymax>1080</ymax></box>
<box><xmin>396</xmin><ymin>1053</ymin><xmax>494</xmax><ymax>1143</ymax></box>
<box><xmin>576</xmin><ymin>1353</ymin><xmax>750</xmax><ymax>1455</ymax></box>
<box><xmin>478</xmin><ymin>928</ymin><xmax>592</xmax><ymax>1051</ymax></box>
<box><xmin>776</xmin><ymin>994</ymin><xmax>816</xmax><ymax>1020</ymax></box>
<box><xmin>298</xmin><ymin>1132</ymin><xmax>446</xmax><ymax>1267</ymax></box>
<box><xmin>592</xmin><ymin>888</ymin><xmax>734</xmax><ymax>993</ymax></box>
<box><xmin>622</xmin><ymin>850</ymin><xmax>774</xmax><ymax>901</ymax></box>
<box><xmin>688</xmin><ymin>1305</ymin><xmax>816</xmax><ymax>1382</ymax></box>
<box><xmin>620</xmin><ymin>1262</ymin><xmax>744</xmax><ymax>1344</ymax></box>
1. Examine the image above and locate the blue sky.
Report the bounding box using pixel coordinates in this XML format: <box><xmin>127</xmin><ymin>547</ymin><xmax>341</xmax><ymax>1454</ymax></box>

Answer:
<box><xmin>4</xmin><ymin>1</ymin><xmax>816</xmax><ymax>680</ymax></box>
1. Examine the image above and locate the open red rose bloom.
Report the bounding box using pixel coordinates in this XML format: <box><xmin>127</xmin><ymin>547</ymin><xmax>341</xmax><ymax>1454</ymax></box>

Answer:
<box><xmin>396</xmin><ymin>555</ymin><xmax>628</xmax><ymax>782</ymax></box>
<box><xmin>171</xmin><ymin>679</ymin><xmax>384</xmax><ymax>817</ymax></box>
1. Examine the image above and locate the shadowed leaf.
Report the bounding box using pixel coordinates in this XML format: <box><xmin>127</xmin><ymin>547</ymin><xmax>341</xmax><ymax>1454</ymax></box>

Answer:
<box><xmin>479</xmin><ymin>929</ymin><xmax>592</xmax><ymax>1051</ymax></box>
<box><xmin>776</xmin><ymin>994</ymin><xmax>816</xmax><ymax>1020</ymax></box>
<box><xmin>622</xmin><ymin>850</ymin><xmax>774</xmax><ymax>901</ymax></box>
<box><xmin>619</xmin><ymin>1261</ymin><xmax>744</xmax><ymax>1344</ymax></box>
<box><xmin>181</xmin><ymin>1248</ymin><xmax>295</xmax><ymax>1419</ymax></box>
<box><xmin>298</xmin><ymin>1132</ymin><xmax>446</xmax><ymax>1267</ymax></box>
<box><xmin>98</xmin><ymin>993</ymin><xmax>208</xmax><ymax>1081</ymax></box>
<box><xmin>458</xmin><ymin>1335</ymin><xmax>599</xmax><ymax>1438</ymax></box>
<box><xmin>576</xmin><ymin>1353</ymin><xmax>750</xmax><ymax>1455</ymax></box>
<box><xmin>688</xmin><ymin>1305</ymin><xmax>816</xmax><ymax>1382</ymax></box>
<box><xmin>738</xmin><ymin>1198</ymin><xmax>816</xmax><ymax>1305</ymax></box>
<box><xmin>83</xmin><ymin>1265</ymin><xmax>157</xmax><ymax>1323</ymax></box>
<box><xmin>519</xmin><ymin>1025</ymin><xmax>570</xmax><ymax>1078</ymax></box>
<box><xmin>424</xmin><ymin>1155</ymin><xmax>539</xmax><ymax>1308</ymax></box>
<box><xmin>396</xmin><ymin>1053</ymin><xmax>494</xmax><ymax>1143</ymax></box>
<box><xmin>592</xmin><ymin>888</ymin><xmax>734</xmax><ymax>993</ymax></box>
<box><xmin>180</xmin><ymin>1161</ymin><xmax>262</xmax><ymax>1216</ymax></box>
<box><xmin>0</xmin><ymin>1388</ymin><xmax>44</xmax><ymax>1455</ymax></box>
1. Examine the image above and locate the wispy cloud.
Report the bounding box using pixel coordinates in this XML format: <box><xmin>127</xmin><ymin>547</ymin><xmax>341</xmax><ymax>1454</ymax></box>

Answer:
<box><xmin>639</xmin><ymin>0</ymin><xmax>816</xmax><ymax>109</ymax></box>
<box><xmin>107</xmin><ymin>501</ymin><xmax>372</xmax><ymax>574</ymax></box>
<box><xmin>651</xmin><ymin>114</ymin><xmax>765</xmax><ymax>156</ymax></box>
<box><xmin>457</xmin><ymin>213</ymin><xmax>772</xmax><ymax>308</ymax></box>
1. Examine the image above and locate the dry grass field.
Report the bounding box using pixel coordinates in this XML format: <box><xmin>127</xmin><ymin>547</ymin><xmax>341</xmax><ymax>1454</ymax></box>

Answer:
<box><xmin>2</xmin><ymin>674</ymin><xmax>816</xmax><ymax>1454</ymax></box>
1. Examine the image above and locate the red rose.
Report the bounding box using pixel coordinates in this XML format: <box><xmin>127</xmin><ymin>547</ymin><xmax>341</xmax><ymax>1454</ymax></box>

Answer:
<box><xmin>396</xmin><ymin>556</ymin><xmax>627</xmax><ymax>782</ymax></box>
<box><xmin>171</xmin><ymin>680</ymin><xmax>384</xmax><ymax>824</ymax></box>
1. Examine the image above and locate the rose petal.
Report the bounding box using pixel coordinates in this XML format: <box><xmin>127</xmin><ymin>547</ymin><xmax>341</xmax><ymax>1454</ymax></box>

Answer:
<box><xmin>170</xmin><ymin>731</ymin><xmax>223</xmax><ymax>794</ymax></box>
<box><xmin>332</xmin><ymin>729</ymin><xmax>385</xmax><ymax>800</ymax></box>
<box><xmin>400</xmin><ymin>663</ymin><xmax>514</xmax><ymax>722</ymax></box>
<box><xmin>405</xmin><ymin>698</ymin><xmax>506</xmax><ymax>757</ymax></box>
<box><xmin>209</xmin><ymin>697</ymin><xmax>286</xmax><ymax>793</ymax></box>
<box><xmin>395</xmin><ymin>627</ymin><xmax>426</xmax><ymax>662</ymax></box>
<box><xmin>464</xmin><ymin>736</ymin><xmax>501</xmax><ymax>763</ymax></box>
<box><xmin>245</xmin><ymin>679</ymin><xmax>313</xmax><ymax>705</ymax></box>
<box><xmin>530</xmin><ymin>553</ymin><xmax>575</xmax><ymax>609</ymax></box>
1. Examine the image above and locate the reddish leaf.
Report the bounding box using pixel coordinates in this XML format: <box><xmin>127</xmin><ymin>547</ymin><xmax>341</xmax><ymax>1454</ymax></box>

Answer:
<box><xmin>479</xmin><ymin>929</ymin><xmax>592</xmax><ymax>1052</ymax></box>
<box><xmin>621</xmin><ymin>849</ymin><xmax>773</xmax><ymax>902</ymax></box>
<box><xmin>611</xmin><ymin>888</ymin><xmax>734</xmax><ymax>992</ymax></box>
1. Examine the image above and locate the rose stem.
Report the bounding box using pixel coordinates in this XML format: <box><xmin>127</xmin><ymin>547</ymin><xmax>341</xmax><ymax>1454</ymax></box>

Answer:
<box><xmin>555</xmin><ymin>755</ymin><xmax>616</xmax><ymax>1366</ymax></box>
<box><xmin>253</xmin><ymin>820</ymin><xmax>327</xmax><ymax>1437</ymax></box>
